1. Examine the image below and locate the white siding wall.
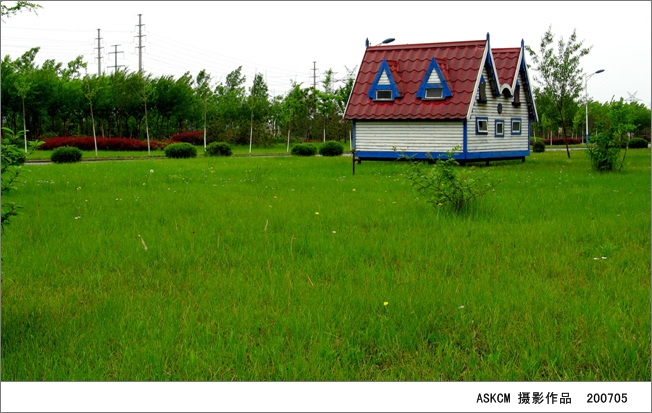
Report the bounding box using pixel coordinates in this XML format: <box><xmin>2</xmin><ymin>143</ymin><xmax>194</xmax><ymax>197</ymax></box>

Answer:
<box><xmin>467</xmin><ymin>66</ymin><xmax>530</xmax><ymax>153</ymax></box>
<box><xmin>355</xmin><ymin>121</ymin><xmax>464</xmax><ymax>153</ymax></box>
<box><xmin>378</xmin><ymin>71</ymin><xmax>390</xmax><ymax>85</ymax></box>
<box><xmin>427</xmin><ymin>69</ymin><xmax>441</xmax><ymax>84</ymax></box>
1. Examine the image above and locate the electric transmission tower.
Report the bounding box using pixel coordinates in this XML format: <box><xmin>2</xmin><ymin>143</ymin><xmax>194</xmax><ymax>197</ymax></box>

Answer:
<box><xmin>108</xmin><ymin>45</ymin><xmax>125</xmax><ymax>72</ymax></box>
<box><xmin>134</xmin><ymin>14</ymin><xmax>146</xmax><ymax>72</ymax></box>
<box><xmin>95</xmin><ymin>29</ymin><xmax>103</xmax><ymax>75</ymax></box>
<box><xmin>311</xmin><ymin>61</ymin><xmax>319</xmax><ymax>89</ymax></box>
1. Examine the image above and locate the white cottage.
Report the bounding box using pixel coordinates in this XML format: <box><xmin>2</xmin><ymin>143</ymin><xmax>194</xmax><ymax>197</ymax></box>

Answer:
<box><xmin>344</xmin><ymin>34</ymin><xmax>538</xmax><ymax>163</ymax></box>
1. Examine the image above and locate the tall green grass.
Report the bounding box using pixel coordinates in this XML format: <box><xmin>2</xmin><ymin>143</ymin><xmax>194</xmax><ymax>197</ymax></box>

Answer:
<box><xmin>2</xmin><ymin>150</ymin><xmax>650</xmax><ymax>380</ymax></box>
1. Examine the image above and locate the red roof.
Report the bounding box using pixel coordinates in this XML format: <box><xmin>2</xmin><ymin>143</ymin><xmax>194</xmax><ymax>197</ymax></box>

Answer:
<box><xmin>493</xmin><ymin>48</ymin><xmax>521</xmax><ymax>89</ymax></box>
<box><xmin>346</xmin><ymin>39</ymin><xmax>530</xmax><ymax>121</ymax></box>
<box><xmin>345</xmin><ymin>40</ymin><xmax>486</xmax><ymax>120</ymax></box>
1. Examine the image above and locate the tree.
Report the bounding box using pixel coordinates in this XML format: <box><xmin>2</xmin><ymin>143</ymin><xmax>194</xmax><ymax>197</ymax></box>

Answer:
<box><xmin>196</xmin><ymin>69</ymin><xmax>213</xmax><ymax>148</ymax></box>
<box><xmin>527</xmin><ymin>26</ymin><xmax>591</xmax><ymax>158</ymax></box>
<box><xmin>1</xmin><ymin>1</ymin><xmax>41</xmax><ymax>21</ymax></box>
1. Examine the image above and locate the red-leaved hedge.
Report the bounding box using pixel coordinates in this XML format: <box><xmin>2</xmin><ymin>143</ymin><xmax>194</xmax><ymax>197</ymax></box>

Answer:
<box><xmin>170</xmin><ymin>131</ymin><xmax>204</xmax><ymax>145</ymax></box>
<box><xmin>535</xmin><ymin>138</ymin><xmax>583</xmax><ymax>146</ymax></box>
<box><xmin>39</xmin><ymin>137</ymin><xmax>169</xmax><ymax>151</ymax></box>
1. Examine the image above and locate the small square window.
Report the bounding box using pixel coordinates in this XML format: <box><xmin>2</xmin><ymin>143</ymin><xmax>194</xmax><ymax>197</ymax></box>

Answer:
<box><xmin>375</xmin><ymin>90</ymin><xmax>393</xmax><ymax>101</ymax></box>
<box><xmin>425</xmin><ymin>88</ymin><xmax>443</xmax><ymax>100</ymax></box>
<box><xmin>512</xmin><ymin>119</ymin><xmax>522</xmax><ymax>135</ymax></box>
<box><xmin>477</xmin><ymin>118</ymin><xmax>488</xmax><ymax>134</ymax></box>
<box><xmin>495</xmin><ymin>120</ymin><xmax>504</xmax><ymax>137</ymax></box>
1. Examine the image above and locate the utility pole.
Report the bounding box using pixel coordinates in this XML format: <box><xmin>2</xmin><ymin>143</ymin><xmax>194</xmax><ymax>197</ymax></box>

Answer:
<box><xmin>135</xmin><ymin>14</ymin><xmax>146</xmax><ymax>72</ymax></box>
<box><xmin>108</xmin><ymin>45</ymin><xmax>124</xmax><ymax>72</ymax></box>
<box><xmin>95</xmin><ymin>29</ymin><xmax>103</xmax><ymax>76</ymax></box>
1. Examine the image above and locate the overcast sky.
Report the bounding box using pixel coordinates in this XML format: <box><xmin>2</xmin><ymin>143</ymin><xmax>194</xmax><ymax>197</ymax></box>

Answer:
<box><xmin>1</xmin><ymin>1</ymin><xmax>651</xmax><ymax>107</ymax></box>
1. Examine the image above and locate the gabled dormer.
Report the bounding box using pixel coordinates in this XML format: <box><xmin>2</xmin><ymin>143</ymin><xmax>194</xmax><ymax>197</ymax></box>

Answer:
<box><xmin>367</xmin><ymin>59</ymin><xmax>401</xmax><ymax>101</ymax></box>
<box><xmin>416</xmin><ymin>58</ymin><xmax>453</xmax><ymax>101</ymax></box>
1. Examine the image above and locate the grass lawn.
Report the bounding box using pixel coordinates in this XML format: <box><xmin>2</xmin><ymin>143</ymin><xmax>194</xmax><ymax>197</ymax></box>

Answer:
<box><xmin>2</xmin><ymin>149</ymin><xmax>650</xmax><ymax>381</ymax></box>
<box><xmin>26</xmin><ymin>142</ymin><xmax>354</xmax><ymax>160</ymax></box>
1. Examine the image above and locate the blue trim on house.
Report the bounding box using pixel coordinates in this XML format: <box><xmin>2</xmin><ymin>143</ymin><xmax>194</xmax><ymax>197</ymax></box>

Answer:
<box><xmin>520</xmin><ymin>51</ymin><xmax>538</xmax><ymax>122</ymax></box>
<box><xmin>476</xmin><ymin>117</ymin><xmax>488</xmax><ymax>135</ymax></box>
<box><xmin>354</xmin><ymin>149</ymin><xmax>529</xmax><ymax>161</ymax></box>
<box><xmin>511</xmin><ymin>118</ymin><xmax>522</xmax><ymax>135</ymax></box>
<box><xmin>416</xmin><ymin>58</ymin><xmax>453</xmax><ymax>100</ymax></box>
<box><xmin>495</xmin><ymin>119</ymin><xmax>505</xmax><ymax>137</ymax></box>
<box><xmin>463</xmin><ymin>120</ymin><xmax>468</xmax><ymax>158</ymax></box>
<box><xmin>465</xmin><ymin>150</ymin><xmax>530</xmax><ymax>159</ymax></box>
<box><xmin>366</xmin><ymin>59</ymin><xmax>401</xmax><ymax>101</ymax></box>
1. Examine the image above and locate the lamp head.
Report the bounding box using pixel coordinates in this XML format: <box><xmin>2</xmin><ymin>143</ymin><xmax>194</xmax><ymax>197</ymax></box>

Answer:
<box><xmin>381</xmin><ymin>38</ymin><xmax>395</xmax><ymax>44</ymax></box>
<box><xmin>595</xmin><ymin>69</ymin><xmax>605</xmax><ymax>74</ymax></box>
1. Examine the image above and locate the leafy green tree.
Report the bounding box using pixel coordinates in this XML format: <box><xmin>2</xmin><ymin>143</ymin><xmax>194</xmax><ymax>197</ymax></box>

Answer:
<box><xmin>1</xmin><ymin>1</ymin><xmax>41</xmax><ymax>20</ymax></box>
<box><xmin>527</xmin><ymin>26</ymin><xmax>591</xmax><ymax>158</ymax></box>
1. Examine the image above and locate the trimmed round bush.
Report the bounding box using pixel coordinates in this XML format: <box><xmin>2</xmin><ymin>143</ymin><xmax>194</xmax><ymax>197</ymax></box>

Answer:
<box><xmin>51</xmin><ymin>146</ymin><xmax>82</xmax><ymax>163</ymax></box>
<box><xmin>205</xmin><ymin>141</ymin><xmax>232</xmax><ymax>157</ymax></box>
<box><xmin>291</xmin><ymin>143</ymin><xmax>318</xmax><ymax>157</ymax></box>
<box><xmin>319</xmin><ymin>141</ymin><xmax>344</xmax><ymax>157</ymax></box>
<box><xmin>532</xmin><ymin>141</ymin><xmax>546</xmax><ymax>153</ymax></box>
<box><xmin>164</xmin><ymin>142</ymin><xmax>197</xmax><ymax>159</ymax></box>
<box><xmin>628</xmin><ymin>138</ymin><xmax>648</xmax><ymax>149</ymax></box>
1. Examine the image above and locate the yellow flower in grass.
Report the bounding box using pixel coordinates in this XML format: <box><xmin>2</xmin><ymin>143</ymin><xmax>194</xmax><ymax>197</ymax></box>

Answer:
<box><xmin>384</xmin><ymin>302</ymin><xmax>389</xmax><ymax>306</ymax></box>
<box><xmin>315</xmin><ymin>212</ymin><xmax>320</xmax><ymax>215</ymax></box>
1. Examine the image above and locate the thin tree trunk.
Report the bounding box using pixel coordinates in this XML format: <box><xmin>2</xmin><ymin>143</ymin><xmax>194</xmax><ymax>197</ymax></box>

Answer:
<box><xmin>559</xmin><ymin>106</ymin><xmax>571</xmax><ymax>158</ymax></box>
<box><xmin>22</xmin><ymin>97</ymin><xmax>27</xmax><ymax>152</ymax></box>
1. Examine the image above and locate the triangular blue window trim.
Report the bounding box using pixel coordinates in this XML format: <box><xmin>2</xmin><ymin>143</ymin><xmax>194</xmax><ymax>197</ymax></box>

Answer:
<box><xmin>367</xmin><ymin>59</ymin><xmax>401</xmax><ymax>100</ymax></box>
<box><xmin>416</xmin><ymin>58</ymin><xmax>453</xmax><ymax>100</ymax></box>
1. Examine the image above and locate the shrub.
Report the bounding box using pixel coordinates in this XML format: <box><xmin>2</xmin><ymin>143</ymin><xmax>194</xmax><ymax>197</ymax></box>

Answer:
<box><xmin>532</xmin><ymin>141</ymin><xmax>546</xmax><ymax>153</ymax></box>
<box><xmin>399</xmin><ymin>147</ymin><xmax>500</xmax><ymax>213</ymax></box>
<box><xmin>51</xmin><ymin>146</ymin><xmax>82</xmax><ymax>163</ymax></box>
<box><xmin>291</xmin><ymin>143</ymin><xmax>318</xmax><ymax>157</ymax></box>
<box><xmin>205</xmin><ymin>141</ymin><xmax>232</xmax><ymax>157</ymax></box>
<box><xmin>164</xmin><ymin>142</ymin><xmax>197</xmax><ymax>159</ymax></box>
<box><xmin>585</xmin><ymin>131</ymin><xmax>626</xmax><ymax>172</ymax></box>
<box><xmin>628</xmin><ymin>138</ymin><xmax>648</xmax><ymax>149</ymax></box>
<box><xmin>319</xmin><ymin>141</ymin><xmax>344</xmax><ymax>157</ymax></box>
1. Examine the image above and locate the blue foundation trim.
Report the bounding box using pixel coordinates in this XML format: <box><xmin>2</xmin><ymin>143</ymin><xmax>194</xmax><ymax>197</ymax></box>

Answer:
<box><xmin>355</xmin><ymin>149</ymin><xmax>529</xmax><ymax>161</ymax></box>
<box><xmin>355</xmin><ymin>151</ymin><xmax>465</xmax><ymax>160</ymax></box>
<box><xmin>465</xmin><ymin>150</ymin><xmax>530</xmax><ymax>159</ymax></box>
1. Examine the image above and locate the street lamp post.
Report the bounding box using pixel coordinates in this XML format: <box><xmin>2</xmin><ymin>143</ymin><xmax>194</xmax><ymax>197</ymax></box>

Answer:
<box><xmin>585</xmin><ymin>69</ymin><xmax>605</xmax><ymax>144</ymax></box>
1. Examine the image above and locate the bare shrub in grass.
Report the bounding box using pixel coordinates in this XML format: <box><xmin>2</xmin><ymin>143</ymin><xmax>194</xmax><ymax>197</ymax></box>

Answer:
<box><xmin>398</xmin><ymin>146</ymin><xmax>500</xmax><ymax>212</ymax></box>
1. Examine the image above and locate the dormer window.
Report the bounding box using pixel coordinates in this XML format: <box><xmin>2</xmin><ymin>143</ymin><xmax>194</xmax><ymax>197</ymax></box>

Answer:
<box><xmin>424</xmin><ymin>87</ymin><xmax>443</xmax><ymax>100</ymax></box>
<box><xmin>367</xmin><ymin>59</ymin><xmax>401</xmax><ymax>102</ymax></box>
<box><xmin>417</xmin><ymin>58</ymin><xmax>452</xmax><ymax>101</ymax></box>
<box><xmin>375</xmin><ymin>90</ymin><xmax>393</xmax><ymax>101</ymax></box>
